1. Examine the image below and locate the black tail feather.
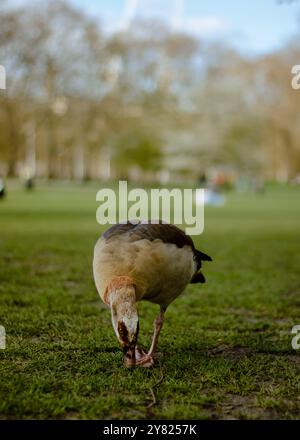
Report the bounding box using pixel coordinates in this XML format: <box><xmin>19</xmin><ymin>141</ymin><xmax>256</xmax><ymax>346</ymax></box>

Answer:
<box><xmin>195</xmin><ymin>249</ymin><xmax>212</xmax><ymax>261</ymax></box>
<box><xmin>193</xmin><ymin>249</ymin><xmax>212</xmax><ymax>274</ymax></box>
<box><xmin>190</xmin><ymin>271</ymin><xmax>206</xmax><ymax>284</ymax></box>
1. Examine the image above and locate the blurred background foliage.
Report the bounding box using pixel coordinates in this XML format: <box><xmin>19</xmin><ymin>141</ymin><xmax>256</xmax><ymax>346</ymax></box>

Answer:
<box><xmin>0</xmin><ymin>0</ymin><xmax>300</xmax><ymax>184</ymax></box>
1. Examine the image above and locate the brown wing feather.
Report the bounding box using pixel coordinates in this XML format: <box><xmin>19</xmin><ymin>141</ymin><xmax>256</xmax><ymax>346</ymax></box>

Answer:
<box><xmin>103</xmin><ymin>220</ymin><xmax>195</xmax><ymax>249</ymax></box>
<box><xmin>102</xmin><ymin>221</ymin><xmax>137</xmax><ymax>240</ymax></box>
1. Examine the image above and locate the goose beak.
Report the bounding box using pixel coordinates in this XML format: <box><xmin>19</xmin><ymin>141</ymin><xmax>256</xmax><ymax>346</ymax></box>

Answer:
<box><xmin>123</xmin><ymin>345</ymin><xmax>136</xmax><ymax>368</ymax></box>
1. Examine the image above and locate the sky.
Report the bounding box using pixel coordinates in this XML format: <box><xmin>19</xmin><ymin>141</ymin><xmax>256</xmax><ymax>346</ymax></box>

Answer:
<box><xmin>8</xmin><ymin>0</ymin><xmax>300</xmax><ymax>55</ymax></box>
<box><xmin>67</xmin><ymin>0</ymin><xmax>300</xmax><ymax>55</ymax></box>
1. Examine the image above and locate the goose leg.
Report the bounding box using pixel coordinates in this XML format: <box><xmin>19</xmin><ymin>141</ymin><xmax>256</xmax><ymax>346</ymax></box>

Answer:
<box><xmin>148</xmin><ymin>307</ymin><xmax>165</xmax><ymax>357</ymax></box>
<box><xmin>135</xmin><ymin>307</ymin><xmax>165</xmax><ymax>367</ymax></box>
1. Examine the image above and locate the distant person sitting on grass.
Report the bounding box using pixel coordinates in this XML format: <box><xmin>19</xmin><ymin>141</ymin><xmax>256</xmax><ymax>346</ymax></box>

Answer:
<box><xmin>198</xmin><ymin>172</ymin><xmax>207</xmax><ymax>187</ymax></box>
<box><xmin>25</xmin><ymin>176</ymin><xmax>35</xmax><ymax>190</ymax></box>
<box><xmin>0</xmin><ymin>178</ymin><xmax>6</xmax><ymax>199</ymax></box>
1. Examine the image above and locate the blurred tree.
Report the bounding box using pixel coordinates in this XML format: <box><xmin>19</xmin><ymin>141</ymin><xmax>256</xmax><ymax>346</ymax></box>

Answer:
<box><xmin>111</xmin><ymin>129</ymin><xmax>162</xmax><ymax>180</ymax></box>
<box><xmin>1</xmin><ymin>0</ymin><xmax>300</xmax><ymax>182</ymax></box>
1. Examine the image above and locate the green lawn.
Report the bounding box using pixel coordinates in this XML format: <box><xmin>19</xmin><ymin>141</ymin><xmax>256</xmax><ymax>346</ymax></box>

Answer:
<box><xmin>0</xmin><ymin>180</ymin><xmax>300</xmax><ymax>419</ymax></box>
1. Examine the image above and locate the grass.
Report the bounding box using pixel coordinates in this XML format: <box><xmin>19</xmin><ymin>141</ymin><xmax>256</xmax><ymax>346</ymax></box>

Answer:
<box><xmin>0</xmin><ymin>180</ymin><xmax>300</xmax><ymax>420</ymax></box>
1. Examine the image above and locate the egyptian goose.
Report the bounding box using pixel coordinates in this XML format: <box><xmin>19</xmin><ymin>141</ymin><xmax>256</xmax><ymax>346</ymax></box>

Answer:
<box><xmin>93</xmin><ymin>221</ymin><xmax>212</xmax><ymax>367</ymax></box>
